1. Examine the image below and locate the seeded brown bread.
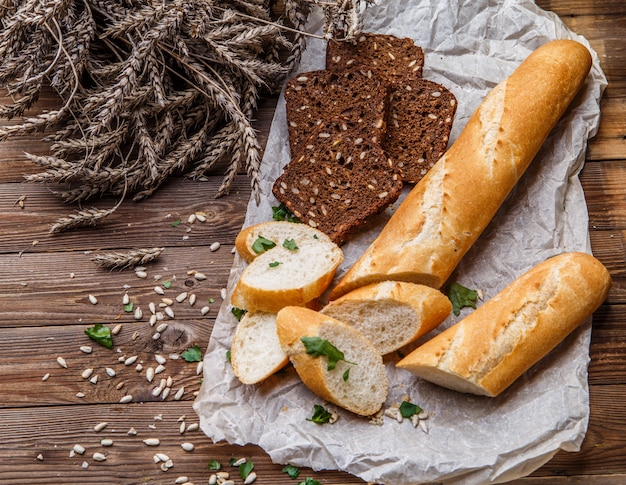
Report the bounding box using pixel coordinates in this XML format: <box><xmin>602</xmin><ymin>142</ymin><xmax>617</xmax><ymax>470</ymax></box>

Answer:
<box><xmin>284</xmin><ymin>68</ymin><xmax>389</xmax><ymax>157</ymax></box>
<box><xmin>385</xmin><ymin>79</ymin><xmax>457</xmax><ymax>183</ymax></box>
<box><xmin>330</xmin><ymin>40</ymin><xmax>593</xmax><ymax>299</ymax></box>
<box><xmin>396</xmin><ymin>252</ymin><xmax>612</xmax><ymax>397</ymax></box>
<box><xmin>326</xmin><ymin>33</ymin><xmax>425</xmax><ymax>84</ymax></box>
<box><xmin>272</xmin><ymin>118</ymin><xmax>403</xmax><ymax>244</ymax></box>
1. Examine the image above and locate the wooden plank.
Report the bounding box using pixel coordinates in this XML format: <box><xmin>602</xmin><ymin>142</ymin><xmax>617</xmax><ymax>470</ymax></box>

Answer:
<box><xmin>537</xmin><ymin>0</ymin><xmax>626</xmax><ymax>16</ymax></box>
<box><xmin>0</xmin><ymin>401</ymin><xmax>363</xmax><ymax>485</ymax></box>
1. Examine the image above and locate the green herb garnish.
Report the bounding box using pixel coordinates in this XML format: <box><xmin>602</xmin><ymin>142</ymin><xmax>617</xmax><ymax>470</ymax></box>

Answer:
<box><xmin>84</xmin><ymin>323</ymin><xmax>113</xmax><ymax>349</ymax></box>
<box><xmin>399</xmin><ymin>400</ymin><xmax>423</xmax><ymax>418</ymax></box>
<box><xmin>282</xmin><ymin>238</ymin><xmax>298</xmax><ymax>251</ymax></box>
<box><xmin>301</xmin><ymin>336</ymin><xmax>356</xmax><ymax>371</ymax></box>
<box><xmin>231</xmin><ymin>307</ymin><xmax>247</xmax><ymax>321</ymax></box>
<box><xmin>239</xmin><ymin>460</ymin><xmax>254</xmax><ymax>480</ymax></box>
<box><xmin>123</xmin><ymin>302</ymin><xmax>134</xmax><ymax>313</ymax></box>
<box><xmin>208</xmin><ymin>459</ymin><xmax>221</xmax><ymax>470</ymax></box>
<box><xmin>226</xmin><ymin>350</ymin><xmax>231</xmax><ymax>363</ymax></box>
<box><xmin>181</xmin><ymin>345</ymin><xmax>202</xmax><ymax>362</ymax></box>
<box><xmin>171</xmin><ymin>219</ymin><xmax>181</xmax><ymax>227</ymax></box>
<box><xmin>269</xmin><ymin>261</ymin><xmax>281</xmax><ymax>267</ymax></box>
<box><xmin>282</xmin><ymin>464</ymin><xmax>301</xmax><ymax>479</ymax></box>
<box><xmin>272</xmin><ymin>204</ymin><xmax>300</xmax><ymax>223</ymax></box>
<box><xmin>251</xmin><ymin>235</ymin><xmax>276</xmax><ymax>254</ymax></box>
<box><xmin>342</xmin><ymin>368</ymin><xmax>350</xmax><ymax>382</ymax></box>
<box><xmin>307</xmin><ymin>404</ymin><xmax>333</xmax><ymax>424</ymax></box>
<box><xmin>162</xmin><ymin>280</ymin><xmax>172</xmax><ymax>289</ymax></box>
<box><xmin>298</xmin><ymin>478</ymin><xmax>322</xmax><ymax>485</ymax></box>
<box><xmin>448</xmin><ymin>282</ymin><xmax>478</xmax><ymax>316</ymax></box>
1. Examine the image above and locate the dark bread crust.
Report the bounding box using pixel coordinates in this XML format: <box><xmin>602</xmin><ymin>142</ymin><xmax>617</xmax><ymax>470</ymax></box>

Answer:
<box><xmin>384</xmin><ymin>79</ymin><xmax>457</xmax><ymax>183</ymax></box>
<box><xmin>326</xmin><ymin>33</ymin><xmax>425</xmax><ymax>84</ymax></box>
<box><xmin>273</xmin><ymin>118</ymin><xmax>403</xmax><ymax>244</ymax></box>
<box><xmin>284</xmin><ymin>68</ymin><xmax>389</xmax><ymax>157</ymax></box>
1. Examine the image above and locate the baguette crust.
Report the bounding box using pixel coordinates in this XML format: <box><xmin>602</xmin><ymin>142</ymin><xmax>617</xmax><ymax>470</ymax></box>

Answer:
<box><xmin>396</xmin><ymin>252</ymin><xmax>611</xmax><ymax>397</ymax></box>
<box><xmin>276</xmin><ymin>306</ymin><xmax>388</xmax><ymax>416</ymax></box>
<box><xmin>321</xmin><ymin>281</ymin><xmax>451</xmax><ymax>355</ymax></box>
<box><xmin>330</xmin><ymin>40</ymin><xmax>593</xmax><ymax>299</ymax></box>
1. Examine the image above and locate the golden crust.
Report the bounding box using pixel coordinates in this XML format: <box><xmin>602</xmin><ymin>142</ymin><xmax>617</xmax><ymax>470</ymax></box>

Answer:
<box><xmin>397</xmin><ymin>252</ymin><xmax>612</xmax><ymax>397</ymax></box>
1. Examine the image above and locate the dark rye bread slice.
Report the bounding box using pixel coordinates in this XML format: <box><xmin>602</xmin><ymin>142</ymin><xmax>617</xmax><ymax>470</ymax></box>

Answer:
<box><xmin>326</xmin><ymin>33</ymin><xmax>425</xmax><ymax>84</ymax></box>
<box><xmin>384</xmin><ymin>78</ymin><xmax>457</xmax><ymax>183</ymax></box>
<box><xmin>284</xmin><ymin>68</ymin><xmax>388</xmax><ymax>157</ymax></box>
<box><xmin>272</xmin><ymin>118</ymin><xmax>403</xmax><ymax>244</ymax></box>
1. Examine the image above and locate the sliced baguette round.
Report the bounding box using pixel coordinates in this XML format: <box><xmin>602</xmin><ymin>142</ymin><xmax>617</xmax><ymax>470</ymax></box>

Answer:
<box><xmin>235</xmin><ymin>221</ymin><xmax>335</xmax><ymax>263</ymax></box>
<box><xmin>230</xmin><ymin>311</ymin><xmax>288</xmax><ymax>385</ymax></box>
<box><xmin>396</xmin><ymin>252</ymin><xmax>611</xmax><ymax>397</ymax></box>
<box><xmin>231</xmin><ymin>223</ymin><xmax>343</xmax><ymax>313</ymax></box>
<box><xmin>276</xmin><ymin>306</ymin><xmax>388</xmax><ymax>416</ymax></box>
<box><xmin>321</xmin><ymin>281</ymin><xmax>451</xmax><ymax>355</ymax></box>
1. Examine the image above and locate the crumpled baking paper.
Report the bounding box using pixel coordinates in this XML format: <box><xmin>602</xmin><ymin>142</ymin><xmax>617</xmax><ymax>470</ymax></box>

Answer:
<box><xmin>193</xmin><ymin>0</ymin><xmax>607</xmax><ymax>483</ymax></box>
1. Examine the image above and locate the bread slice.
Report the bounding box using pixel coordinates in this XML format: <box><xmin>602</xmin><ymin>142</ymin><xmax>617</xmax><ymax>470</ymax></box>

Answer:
<box><xmin>321</xmin><ymin>281</ymin><xmax>451</xmax><ymax>355</ymax></box>
<box><xmin>231</xmin><ymin>223</ymin><xmax>343</xmax><ymax>313</ymax></box>
<box><xmin>384</xmin><ymin>79</ymin><xmax>457</xmax><ymax>183</ymax></box>
<box><xmin>396</xmin><ymin>252</ymin><xmax>611</xmax><ymax>397</ymax></box>
<box><xmin>230</xmin><ymin>311</ymin><xmax>288</xmax><ymax>384</ymax></box>
<box><xmin>235</xmin><ymin>221</ymin><xmax>337</xmax><ymax>263</ymax></box>
<box><xmin>276</xmin><ymin>306</ymin><xmax>388</xmax><ymax>416</ymax></box>
<box><xmin>272</xmin><ymin>118</ymin><xmax>403</xmax><ymax>244</ymax></box>
<box><xmin>326</xmin><ymin>33</ymin><xmax>425</xmax><ymax>84</ymax></box>
<box><xmin>284</xmin><ymin>68</ymin><xmax>389</xmax><ymax>157</ymax></box>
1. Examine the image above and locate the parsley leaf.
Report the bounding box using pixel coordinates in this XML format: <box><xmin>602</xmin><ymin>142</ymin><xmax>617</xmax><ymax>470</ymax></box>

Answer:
<box><xmin>448</xmin><ymin>282</ymin><xmax>478</xmax><ymax>316</ymax></box>
<box><xmin>298</xmin><ymin>478</ymin><xmax>322</xmax><ymax>485</ymax></box>
<box><xmin>123</xmin><ymin>302</ymin><xmax>134</xmax><ymax>313</ymax></box>
<box><xmin>272</xmin><ymin>204</ymin><xmax>300</xmax><ymax>223</ymax></box>
<box><xmin>239</xmin><ymin>460</ymin><xmax>254</xmax><ymax>480</ymax></box>
<box><xmin>231</xmin><ymin>307</ymin><xmax>247</xmax><ymax>321</ymax></box>
<box><xmin>84</xmin><ymin>323</ymin><xmax>113</xmax><ymax>349</ymax></box>
<box><xmin>307</xmin><ymin>404</ymin><xmax>333</xmax><ymax>424</ymax></box>
<box><xmin>301</xmin><ymin>336</ymin><xmax>356</xmax><ymax>371</ymax></box>
<box><xmin>282</xmin><ymin>238</ymin><xmax>298</xmax><ymax>251</ymax></box>
<box><xmin>208</xmin><ymin>459</ymin><xmax>221</xmax><ymax>470</ymax></box>
<box><xmin>181</xmin><ymin>345</ymin><xmax>202</xmax><ymax>362</ymax></box>
<box><xmin>399</xmin><ymin>400</ymin><xmax>423</xmax><ymax>418</ymax></box>
<box><xmin>282</xmin><ymin>464</ymin><xmax>300</xmax><ymax>479</ymax></box>
<box><xmin>343</xmin><ymin>368</ymin><xmax>350</xmax><ymax>382</ymax></box>
<box><xmin>162</xmin><ymin>280</ymin><xmax>172</xmax><ymax>289</ymax></box>
<box><xmin>171</xmin><ymin>219</ymin><xmax>181</xmax><ymax>227</ymax></box>
<box><xmin>269</xmin><ymin>261</ymin><xmax>281</xmax><ymax>267</ymax></box>
<box><xmin>251</xmin><ymin>236</ymin><xmax>276</xmax><ymax>254</ymax></box>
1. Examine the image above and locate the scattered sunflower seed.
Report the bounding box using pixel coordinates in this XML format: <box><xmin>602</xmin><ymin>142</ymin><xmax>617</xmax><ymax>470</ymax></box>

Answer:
<box><xmin>156</xmin><ymin>323</ymin><xmax>168</xmax><ymax>333</ymax></box>
<box><xmin>134</xmin><ymin>307</ymin><xmax>143</xmax><ymax>320</ymax></box>
<box><xmin>149</xmin><ymin>302</ymin><xmax>157</xmax><ymax>314</ymax></box>
<box><xmin>188</xmin><ymin>213</ymin><xmax>197</xmax><ymax>224</ymax></box>
<box><xmin>116</xmin><ymin>381</ymin><xmax>125</xmax><ymax>390</ymax></box>
<box><xmin>175</xmin><ymin>477</ymin><xmax>189</xmax><ymax>484</ymax></box>
<box><xmin>93</xmin><ymin>422</ymin><xmax>108</xmax><ymax>432</ymax></box>
<box><xmin>100</xmin><ymin>438</ymin><xmax>113</xmax><ymax>447</ymax></box>
<box><xmin>176</xmin><ymin>292</ymin><xmax>188</xmax><ymax>303</ymax></box>
<box><xmin>154</xmin><ymin>286</ymin><xmax>165</xmax><ymax>295</ymax></box>
<box><xmin>143</xmin><ymin>438</ymin><xmax>160</xmax><ymax>446</ymax></box>
<box><xmin>135</xmin><ymin>363</ymin><xmax>143</xmax><ymax>372</ymax></box>
<box><xmin>196</xmin><ymin>361</ymin><xmax>203</xmax><ymax>375</ymax></box>
<box><xmin>179</xmin><ymin>422</ymin><xmax>186</xmax><ymax>434</ymax></box>
<box><xmin>164</xmin><ymin>307</ymin><xmax>175</xmax><ymax>318</ymax></box>
<box><xmin>89</xmin><ymin>375</ymin><xmax>98</xmax><ymax>384</ymax></box>
<box><xmin>36</xmin><ymin>454</ymin><xmax>44</xmax><ymax>461</ymax></box>
<box><xmin>124</xmin><ymin>356</ymin><xmax>138</xmax><ymax>366</ymax></box>
<box><xmin>88</xmin><ymin>294</ymin><xmax>98</xmax><ymax>305</ymax></box>
<box><xmin>56</xmin><ymin>356</ymin><xmax>68</xmax><ymax>368</ymax></box>
<box><xmin>200</xmin><ymin>306</ymin><xmax>210</xmax><ymax>315</ymax></box>
<box><xmin>152</xmin><ymin>332</ymin><xmax>161</xmax><ymax>340</ymax></box>
<box><xmin>135</xmin><ymin>270</ymin><xmax>148</xmax><ymax>279</ymax></box>
<box><xmin>73</xmin><ymin>444</ymin><xmax>85</xmax><ymax>455</ymax></box>
<box><xmin>80</xmin><ymin>346</ymin><xmax>92</xmax><ymax>354</ymax></box>
<box><xmin>127</xmin><ymin>427</ymin><xmax>137</xmax><ymax>436</ymax></box>
<box><xmin>122</xmin><ymin>293</ymin><xmax>130</xmax><ymax>305</ymax></box>
<box><xmin>161</xmin><ymin>387</ymin><xmax>171</xmax><ymax>399</ymax></box>
<box><xmin>146</xmin><ymin>367</ymin><xmax>155</xmax><ymax>383</ymax></box>
<box><xmin>220</xmin><ymin>288</ymin><xmax>227</xmax><ymax>299</ymax></box>
<box><xmin>76</xmin><ymin>392</ymin><xmax>85</xmax><ymax>398</ymax></box>
<box><xmin>188</xmin><ymin>294</ymin><xmax>197</xmax><ymax>306</ymax></box>
<box><xmin>149</xmin><ymin>314</ymin><xmax>158</xmax><ymax>326</ymax></box>
<box><xmin>155</xmin><ymin>354</ymin><xmax>166</xmax><ymax>365</ymax></box>
<box><xmin>112</xmin><ymin>324</ymin><xmax>123</xmax><ymax>335</ymax></box>
<box><xmin>186</xmin><ymin>423</ymin><xmax>199</xmax><ymax>432</ymax></box>
<box><xmin>210</xmin><ymin>242</ymin><xmax>221</xmax><ymax>252</ymax></box>
<box><xmin>119</xmin><ymin>395</ymin><xmax>133</xmax><ymax>404</ymax></box>
<box><xmin>231</xmin><ymin>458</ymin><xmax>246</xmax><ymax>467</ymax></box>
<box><xmin>180</xmin><ymin>442</ymin><xmax>194</xmax><ymax>452</ymax></box>
<box><xmin>152</xmin><ymin>386</ymin><xmax>163</xmax><ymax>397</ymax></box>
<box><xmin>244</xmin><ymin>472</ymin><xmax>257</xmax><ymax>485</ymax></box>
<box><xmin>161</xmin><ymin>297</ymin><xmax>174</xmax><ymax>306</ymax></box>
<box><xmin>196</xmin><ymin>213</ymin><xmax>207</xmax><ymax>223</ymax></box>
<box><xmin>42</xmin><ymin>373</ymin><xmax>50</xmax><ymax>381</ymax></box>
<box><xmin>194</xmin><ymin>272</ymin><xmax>207</xmax><ymax>281</ymax></box>
<box><xmin>92</xmin><ymin>452</ymin><xmax>107</xmax><ymax>462</ymax></box>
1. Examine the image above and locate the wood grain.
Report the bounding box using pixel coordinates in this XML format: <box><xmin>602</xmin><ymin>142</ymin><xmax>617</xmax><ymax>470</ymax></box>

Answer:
<box><xmin>1</xmin><ymin>1</ymin><xmax>625</xmax><ymax>484</ymax></box>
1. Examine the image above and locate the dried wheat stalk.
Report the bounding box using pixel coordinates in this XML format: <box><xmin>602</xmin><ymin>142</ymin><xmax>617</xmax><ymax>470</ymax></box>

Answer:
<box><xmin>91</xmin><ymin>247</ymin><xmax>165</xmax><ymax>270</ymax></box>
<box><xmin>0</xmin><ymin>0</ymin><xmax>367</xmax><ymax>231</ymax></box>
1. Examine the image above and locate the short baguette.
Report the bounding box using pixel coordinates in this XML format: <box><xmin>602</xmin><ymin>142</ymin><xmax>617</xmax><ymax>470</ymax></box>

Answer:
<box><xmin>396</xmin><ymin>252</ymin><xmax>611</xmax><ymax>397</ymax></box>
<box><xmin>276</xmin><ymin>306</ymin><xmax>388</xmax><ymax>416</ymax></box>
<box><xmin>330</xmin><ymin>40</ymin><xmax>593</xmax><ymax>299</ymax></box>
<box><xmin>321</xmin><ymin>281</ymin><xmax>451</xmax><ymax>355</ymax></box>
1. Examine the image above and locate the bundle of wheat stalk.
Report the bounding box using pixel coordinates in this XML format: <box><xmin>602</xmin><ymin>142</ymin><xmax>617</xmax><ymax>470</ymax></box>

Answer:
<box><xmin>0</xmin><ymin>0</ymin><xmax>366</xmax><ymax>233</ymax></box>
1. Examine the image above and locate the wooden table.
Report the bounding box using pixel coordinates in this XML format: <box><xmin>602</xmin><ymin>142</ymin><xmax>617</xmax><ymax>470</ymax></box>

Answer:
<box><xmin>1</xmin><ymin>1</ymin><xmax>624</xmax><ymax>483</ymax></box>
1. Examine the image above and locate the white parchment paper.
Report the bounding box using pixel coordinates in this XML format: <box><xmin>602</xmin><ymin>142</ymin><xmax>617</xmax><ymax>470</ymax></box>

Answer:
<box><xmin>194</xmin><ymin>0</ymin><xmax>607</xmax><ymax>483</ymax></box>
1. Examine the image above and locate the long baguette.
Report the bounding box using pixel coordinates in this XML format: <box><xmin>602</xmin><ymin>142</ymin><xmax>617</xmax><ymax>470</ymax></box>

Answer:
<box><xmin>329</xmin><ymin>40</ymin><xmax>593</xmax><ymax>299</ymax></box>
<box><xmin>396</xmin><ymin>252</ymin><xmax>611</xmax><ymax>397</ymax></box>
